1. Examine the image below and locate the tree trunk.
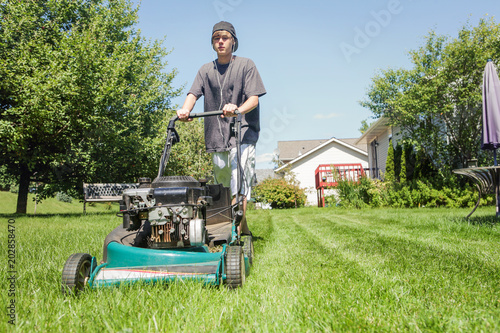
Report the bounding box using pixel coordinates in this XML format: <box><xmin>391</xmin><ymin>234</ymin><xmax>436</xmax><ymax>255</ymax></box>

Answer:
<box><xmin>16</xmin><ymin>164</ymin><xmax>31</xmax><ymax>214</ymax></box>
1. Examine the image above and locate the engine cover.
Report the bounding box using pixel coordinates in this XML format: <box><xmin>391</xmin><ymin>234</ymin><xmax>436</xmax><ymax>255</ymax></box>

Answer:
<box><xmin>121</xmin><ymin>176</ymin><xmax>212</xmax><ymax>249</ymax></box>
<box><xmin>151</xmin><ymin>176</ymin><xmax>200</xmax><ymax>188</ymax></box>
<box><xmin>153</xmin><ymin>187</ymin><xmax>204</xmax><ymax>206</ymax></box>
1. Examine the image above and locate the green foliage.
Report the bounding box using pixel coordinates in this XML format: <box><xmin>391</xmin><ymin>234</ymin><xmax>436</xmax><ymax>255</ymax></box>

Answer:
<box><xmin>358</xmin><ymin>118</ymin><xmax>373</xmax><ymax>134</ymax></box>
<box><xmin>253</xmin><ymin>177</ymin><xmax>306</xmax><ymax>209</ymax></box>
<box><xmin>163</xmin><ymin>119</ymin><xmax>212</xmax><ymax>181</ymax></box>
<box><xmin>56</xmin><ymin>191</ymin><xmax>73</xmax><ymax>203</ymax></box>
<box><xmin>325</xmin><ymin>176</ymin><xmax>485</xmax><ymax>209</ymax></box>
<box><xmin>0</xmin><ymin>165</ymin><xmax>16</xmax><ymax>191</ymax></box>
<box><xmin>360</xmin><ymin>18</ymin><xmax>500</xmax><ymax>180</ymax></box>
<box><xmin>9</xmin><ymin>184</ymin><xmax>18</xmax><ymax>193</ymax></box>
<box><xmin>385</xmin><ymin>140</ymin><xmax>395</xmax><ymax>182</ymax></box>
<box><xmin>328</xmin><ymin>176</ymin><xmax>374</xmax><ymax>209</ymax></box>
<box><xmin>0</xmin><ymin>0</ymin><xmax>182</xmax><ymax>212</ymax></box>
<box><xmin>399</xmin><ymin>145</ymin><xmax>407</xmax><ymax>183</ymax></box>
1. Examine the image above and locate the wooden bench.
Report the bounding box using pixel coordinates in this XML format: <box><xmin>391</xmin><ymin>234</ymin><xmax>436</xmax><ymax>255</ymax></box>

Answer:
<box><xmin>83</xmin><ymin>183</ymin><xmax>138</xmax><ymax>213</ymax></box>
<box><xmin>453</xmin><ymin>166</ymin><xmax>500</xmax><ymax>218</ymax></box>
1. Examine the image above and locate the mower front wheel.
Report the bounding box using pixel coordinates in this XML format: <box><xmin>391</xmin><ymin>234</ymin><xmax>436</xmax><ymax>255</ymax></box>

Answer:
<box><xmin>224</xmin><ymin>246</ymin><xmax>245</xmax><ymax>289</ymax></box>
<box><xmin>242</xmin><ymin>235</ymin><xmax>254</xmax><ymax>266</ymax></box>
<box><xmin>61</xmin><ymin>253</ymin><xmax>92</xmax><ymax>295</ymax></box>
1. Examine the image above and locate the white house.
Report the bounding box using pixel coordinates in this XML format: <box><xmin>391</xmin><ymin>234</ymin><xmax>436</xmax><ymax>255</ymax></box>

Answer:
<box><xmin>274</xmin><ymin>138</ymin><xmax>368</xmax><ymax>206</ymax></box>
<box><xmin>355</xmin><ymin>117</ymin><xmax>402</xmax><ymax>179</ymax></box>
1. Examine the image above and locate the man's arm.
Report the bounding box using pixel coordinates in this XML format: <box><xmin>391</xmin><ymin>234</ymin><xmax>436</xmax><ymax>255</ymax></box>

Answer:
<box><xmin>177</xmin><ymin>93</ymin><xmax>198</xmax><ymax>121</ymax></box>
<box><xmin>222</xmin><ymin>95</ymin><xmax>259</xmax><ymax>117</ymax></box>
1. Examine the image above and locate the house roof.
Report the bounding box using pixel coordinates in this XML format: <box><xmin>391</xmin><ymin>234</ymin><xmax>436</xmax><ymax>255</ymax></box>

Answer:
<box><xmin>254</xmin><ymin>169</ymin><xmax>276</xmax><ymax>183</ymax></box>
<box><xmin>355</xmin><ymin>117</ymin><xmax>391</xmax><ymax>145</ymax></box>
<box><xmin>339</xmin><ymin>138</ymin><xmax>367</xmax><ymax>152</ymax></box>
<box><xmin>277</xmin><ymin>138</ymin><xmax>366</xmax><ymax>162</ymax></box>
<box><xmin>275</xmin><ymin>137</ymin><xmax>368</xmax><ymax>172</ymax></box>
<box><xmin>278</xmin><ymin>140</ymin><xmax>328</xmax><ymax>161</ymax></box>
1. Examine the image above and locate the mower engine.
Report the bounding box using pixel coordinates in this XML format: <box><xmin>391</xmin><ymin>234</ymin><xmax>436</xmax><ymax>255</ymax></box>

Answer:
<box><xmin>120</xmin><ymin>176</ymin><xmax>212</xmax><ymax>249</ymax></box>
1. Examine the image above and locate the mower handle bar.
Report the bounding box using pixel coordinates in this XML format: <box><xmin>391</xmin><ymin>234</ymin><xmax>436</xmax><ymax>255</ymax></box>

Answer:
<box><xmin>160</xmin><ymin>110</ymin><xmax>242</xmax><ymax>178</ymax></box>
<box><xmin>168</xmin><ymin>110</ymin><xmax>241</xmax><ymax>126</ymax></box>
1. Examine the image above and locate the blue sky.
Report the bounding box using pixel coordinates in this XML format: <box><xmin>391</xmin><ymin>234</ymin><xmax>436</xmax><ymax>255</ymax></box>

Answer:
<box><xmin>132</xmin><ymin>0</ymin><xmax>498</xmax><ymax>169</ymax></box>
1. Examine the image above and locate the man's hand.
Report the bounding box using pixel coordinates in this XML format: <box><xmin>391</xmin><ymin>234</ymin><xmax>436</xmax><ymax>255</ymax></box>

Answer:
<box><xmin>177</xmin><ymin>108</ymin><xmax>193</xmax><ymax>122</ymax></box>
<box><xmin>221</xmin><ymin>103</ymin><xmax>239</xmax><ymax>118</ymax></box>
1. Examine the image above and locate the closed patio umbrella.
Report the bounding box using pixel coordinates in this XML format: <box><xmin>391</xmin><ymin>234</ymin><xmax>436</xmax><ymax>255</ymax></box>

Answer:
<box><xmin>481</xmin><ymin>59</ymin><xmax>500</xmax><ymax>165</ymax></box>
<box><xmin>453</xmin><ymin>60</ymin><xmax>500</xmax><ymax>218</ymax></box>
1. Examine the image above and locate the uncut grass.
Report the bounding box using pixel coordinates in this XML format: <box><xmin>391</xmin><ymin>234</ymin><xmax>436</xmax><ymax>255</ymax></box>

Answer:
<box><xmin>1</xmin><ymin>200</ymin><xmax>500</xmax><ymax>331</ymax></box>
<box><xmin>0</xmin><ymin>191</ymin><xmax>117</xmax><ymax>216</ymax></box>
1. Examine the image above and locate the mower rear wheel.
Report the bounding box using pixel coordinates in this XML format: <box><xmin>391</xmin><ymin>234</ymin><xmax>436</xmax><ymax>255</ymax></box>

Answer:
<box><xmin>242</xmin><ymin>235</ymin><xmax>254</xmax><ymax>266</ymax></box>
<box><xmin>61</xmin><ymin>253</ymin><xmax>92</xmax><ymax>295</ymax></box>
<box><xmin>224</xmin><ymin>246</ymin><xmax>245</xmax><ymax>289</ymax></box>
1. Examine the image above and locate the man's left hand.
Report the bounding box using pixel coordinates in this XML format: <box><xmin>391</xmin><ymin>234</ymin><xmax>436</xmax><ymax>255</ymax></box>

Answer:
<box><xmin>222</xmin><ymin>104</ymin><xmax>239</xmax><ymax>117</ymax></box>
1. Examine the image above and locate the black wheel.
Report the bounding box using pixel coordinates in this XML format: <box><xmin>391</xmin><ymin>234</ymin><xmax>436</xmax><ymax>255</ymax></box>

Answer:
<box><xmin>61</xmin><ymin>253</ymin><xmax>92</xmax><ymax>295</ymax></box>
<box><xmin>242</xmin><ymin>235</ymin><xmax>254</xmax><ymax>266</ymax></box>
<box><xmin>224</xmin><ymin>246</ymin><xmax>245</xmax><ymax>289</ymax></box>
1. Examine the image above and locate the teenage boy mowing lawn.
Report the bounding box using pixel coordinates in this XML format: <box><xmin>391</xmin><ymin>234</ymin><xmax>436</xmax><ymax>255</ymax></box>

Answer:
<box><xmin>177</xmin><ymin>21</ymin><xmax>266</xmax><ymax>236</ymax></box>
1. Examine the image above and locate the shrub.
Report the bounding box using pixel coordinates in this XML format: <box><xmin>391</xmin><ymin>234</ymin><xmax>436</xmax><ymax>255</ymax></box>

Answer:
<box><xmin>0</xmin><ymin>165</ymin><xmax>17</xmax><ymax>191</ymax></box>
<box><xmin>324</xmin><ymin>177</ymin><xmax>482</xmax><ymax>209</ymax></box>
<box><xmin>385</xmin><ymin>140</ymin><xmax>395</xmax><ymax>182</ymax></box>
<box><xmin>327</xmin><ymin>176</ymin><xmax>388</xmax><ymax>209</ymax></box>
<box><xmin>253</xmin><ymin>178</ymin><xmax>306</xmax><ymax>209</ymax></box>
<box><xmin>334</xmin><ymin>177</ymin><xmax>368</xmax><ymax>209</ymax></box>
<box><xmin>9</xmin><ymin>184</ymin><xmax>19</xmax><ymax>193</ymax></box>
<box><xmin>56</xmin><ymin>191</ymin><xmax>73</xmax><ymax>203</ymax></box>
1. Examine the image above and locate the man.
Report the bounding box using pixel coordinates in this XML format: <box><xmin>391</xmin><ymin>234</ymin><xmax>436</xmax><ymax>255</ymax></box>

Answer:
<box><xmin>177</xmin><ymin>21</ymin><xmax>266</xmax><ymax>236</ymax></box>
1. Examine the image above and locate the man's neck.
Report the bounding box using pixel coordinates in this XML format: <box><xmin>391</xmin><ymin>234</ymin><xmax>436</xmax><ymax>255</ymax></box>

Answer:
<box><xmin>217</xmin><ymin>54</ymin><xmax>233</xmax><ymax>65</ymax></box>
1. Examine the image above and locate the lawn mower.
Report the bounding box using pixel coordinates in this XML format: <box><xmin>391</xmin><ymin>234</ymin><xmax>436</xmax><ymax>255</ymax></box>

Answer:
<box><xmin>62</xmin><ymin>111</ymin><xmax>253</xmax><ymax>295</ymax></box>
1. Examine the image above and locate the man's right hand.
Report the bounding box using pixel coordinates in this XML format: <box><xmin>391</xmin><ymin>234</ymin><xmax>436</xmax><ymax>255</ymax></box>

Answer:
<box><xmin>177</xmin><ymin>108</ymin><xmax>192</xmax><ymax>122</ymax></box>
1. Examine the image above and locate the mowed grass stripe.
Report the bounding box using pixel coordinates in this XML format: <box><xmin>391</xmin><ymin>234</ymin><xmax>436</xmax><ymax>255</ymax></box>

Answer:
<box><xmin>333</xmin><ymin>207</ymin><xmax>500</xmax><ymax>243</ymax></box>
<box><xmin>318</xmin><ymin>208</ymin><xmax>500</xmax><ymax>264</ymax></box>
<box><xmin>308</xmin><ymin>215</ymin><xmax>499</xmax><ymax>296</ymax></box>
<box><xmin>301</xmin><ymin>209</ymin><xmax>500</xmax><ymax>294</ymax></box>
<box><xmin>283</xmin><ymin>211</ymin><xmax>414</xmax><ymax>330</ymax></box>
<box><xmin>256</xmin><ymin>210</ymin><xmax>397</xmax><ymax>331</ymax></box>
<box><xmin>240</xmin><ymin>210</ymin><xmax>309</xmax><ymax>332</ymax></box>
<box><xmin>270</xmin><ymin>208</ymin><xmax>500</xmax><ymax>331</ymax></box>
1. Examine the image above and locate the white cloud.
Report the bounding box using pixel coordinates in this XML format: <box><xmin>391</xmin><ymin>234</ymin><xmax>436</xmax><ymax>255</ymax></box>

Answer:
<box><xmin>313</xmin><ymin>113</ymin><xmax>340</xmax><ymax>119</ymax></box>
<box><xmin>256</xmin><ymin>153</ymin><xmax>274</xmax><ymax>163</ymax></box>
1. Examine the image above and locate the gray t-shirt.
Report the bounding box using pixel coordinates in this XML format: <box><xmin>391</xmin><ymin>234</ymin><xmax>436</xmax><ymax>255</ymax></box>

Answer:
<box><xmin>188</xmin><ymin>56</ymin><xmax>266</xmax><ymax>153</ymax></box>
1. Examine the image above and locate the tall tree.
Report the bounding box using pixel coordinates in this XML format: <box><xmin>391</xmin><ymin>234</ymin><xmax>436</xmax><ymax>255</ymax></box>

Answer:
<box><xmin>399</xmin><ymin>145</ymin><xmax>407</xmax><ymax>184</ymax></box>
<box><xmin>361</xmin><ymin>18</ymin><xmax>500</xmax><ymax>179</ymax></box>
<box><xmin>0</xmin><ymin>0</ymin><xmax>182</xmax><ymax>213</ymax></box>
<box><xmin>385</xmin><ymin>139</ymin><xmax>395</xmax><ymax>183</ymax></box>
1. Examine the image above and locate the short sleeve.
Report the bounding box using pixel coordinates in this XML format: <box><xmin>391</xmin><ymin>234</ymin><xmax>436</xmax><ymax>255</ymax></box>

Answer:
<box><xmin>244</xmin><ymin>60</ymin><xmax>266</xmax><ymax>98</ymax></box>
<box><xmin>188</xmin><ymin>69</ymin><xmax>205</xmax><ymax>98</ymax></box>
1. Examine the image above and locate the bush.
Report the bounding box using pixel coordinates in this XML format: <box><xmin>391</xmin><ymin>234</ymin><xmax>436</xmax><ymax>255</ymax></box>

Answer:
<box><xmin>327</xmin><ymin>176</ymin><xmax>388</xmax><ymax>209</ymax></box>
<box><xmin>0</xmin><ymin>165</ymin><xmax>17</xmax><ymax>192</ymax></box>
<box><xmin>334</xmin><ymin>177</ymin><xmax>370</xmax><ymax>209</ymax></box>
<box><xmin>324</xmin><ymin>177</ymin><xmax>482</xmax><ymax>209</ymax></box>
<box><xmin>253</xmin><ymin>178</ymin><xmax>306</xmax><ymax>209</ymax></box>
<box><xmin>56</xmin><ymin>191</ymin><xmax>73</xmax><ymax>203</ymax></box>
<box><xmin>9</xmin><ymin>184</ymin><xmax>19</xmax><ymax>193</ymax></box>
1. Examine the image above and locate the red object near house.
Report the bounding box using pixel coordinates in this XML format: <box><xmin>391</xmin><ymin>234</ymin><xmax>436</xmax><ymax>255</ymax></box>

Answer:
<box><xmin>315</xmin><ymin>164</ymin><xmax>366</xmax><ymax>207</ymax></box>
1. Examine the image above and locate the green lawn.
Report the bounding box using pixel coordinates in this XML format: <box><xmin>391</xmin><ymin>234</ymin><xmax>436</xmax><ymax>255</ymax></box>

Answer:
<box><xmin>0</xmin><ymin>191</ymin><xmax>117</xmax><ymax>215</ymax></box>
<box><xmin>1</xmin><ymin>192</ymin><xmax>499</xmax><ymax>332</ymax></box>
